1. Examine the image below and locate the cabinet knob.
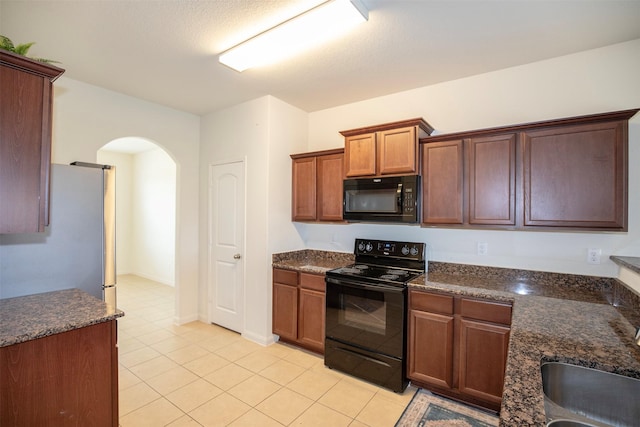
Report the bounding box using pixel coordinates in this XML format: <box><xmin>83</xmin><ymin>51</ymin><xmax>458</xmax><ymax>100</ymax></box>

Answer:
<box><xmin>233</xmin><ymin>254</ymin><xmax>241</xmax><ymax>259</ymax></box>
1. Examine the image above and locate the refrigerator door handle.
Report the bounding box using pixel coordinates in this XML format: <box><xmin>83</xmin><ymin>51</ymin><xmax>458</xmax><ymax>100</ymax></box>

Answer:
<box><xmin>103</xmin><ymin>166</ymin><xmax>117</xmax><ymax>288</ymax></box>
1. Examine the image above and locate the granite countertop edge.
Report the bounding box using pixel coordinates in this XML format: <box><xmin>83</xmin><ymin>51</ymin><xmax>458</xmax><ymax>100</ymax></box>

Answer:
<box><xmin>273</xmin><ymin>250</ymin><xmax>640</xmax><ymax>427</ymax></box>
<box><xmin>610</xmin><ymin>255</ymin><xmax>640</xmax><ymax>274</ymax></box>
<box><xmin>0</xmin><ymin>288</ymin><xmax>125</xmax><ymax>348</ymax></box>
<box><xmin>272</xmin><ymin>248</ymin><xmax>355</xmax><ymax>274</ymax></box>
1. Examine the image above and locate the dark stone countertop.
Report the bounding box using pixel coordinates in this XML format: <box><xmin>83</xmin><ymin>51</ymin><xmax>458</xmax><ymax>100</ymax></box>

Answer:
<box><xmin>0</xmin><ymin>288</ymin><xmax>124</xmax><ymax>348</ymax></box>
<box><xmin>273</xmin><ymin>250</ymin><xmax>640</xmax><ymax>427</ymax></box>
<box><xmin>611</xmin><ymin>255</ymin><xmax>640</xmax><ymax>274</ymax></box>
<box><xmin>272</xmin><ymin>249</ymin><xmax>354</xmax><ymax>274</ymax></box>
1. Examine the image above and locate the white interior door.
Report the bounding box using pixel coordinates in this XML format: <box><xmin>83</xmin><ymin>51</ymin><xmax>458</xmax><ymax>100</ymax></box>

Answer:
<box><xmin>208</xmin><ymin>161</ymin><xmax>245</xmax><ymax>332</ymax></box>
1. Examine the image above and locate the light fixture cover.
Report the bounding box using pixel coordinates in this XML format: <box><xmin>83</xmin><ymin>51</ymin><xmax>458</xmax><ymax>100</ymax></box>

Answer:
<box><xmin>219</xmin><ymin>0</ymin><xmax>368</xmax><ymax>72</ymax></box>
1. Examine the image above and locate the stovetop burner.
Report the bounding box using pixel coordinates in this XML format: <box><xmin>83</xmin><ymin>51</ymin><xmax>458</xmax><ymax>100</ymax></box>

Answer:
<box><xmin>326</xmin><ymin>238</ymin><xmax>427</xmax><ymax>286</ymax></box>
<box><xmin>327</xmin><ymin>263</ymin><xmax>423</xmax><ymax>285</ymax></box>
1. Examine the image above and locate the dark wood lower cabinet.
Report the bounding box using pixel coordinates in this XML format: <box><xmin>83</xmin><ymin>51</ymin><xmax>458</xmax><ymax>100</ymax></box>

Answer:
<box><xmin>272</xmin><ymin>280</ymin><xmax>298</xmax><ymax>341</ymax></box>
<box><xmin>272</xmin><ymin>268</ymin><xmax>325</xmax><ymax>354</ymax></box>
<box><xmin>408</xmin><ymin>289</ymin><xmax>512</xmax><ymax>412</ymax></box>
<box><xmin>298</xmin><ymin>287</ymin><xmax>325</xmax><ymax>351</ymax></box>
<box><xmin>458</xmin><ymin>318</ymin><xmax>510</xmax><ymax>406</ymax></box>
<box><xmin>408</xmin><ymin>309</ymin><xmax>454</xmax><ymax>389</ymax></box>
<box><xmin>0</xmin><ymin>320</ymin><xmax>119</xmax><ymax>427</ymax></box>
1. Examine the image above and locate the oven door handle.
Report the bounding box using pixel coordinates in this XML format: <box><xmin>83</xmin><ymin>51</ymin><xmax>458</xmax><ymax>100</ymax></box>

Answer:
<box><xmin>325</xmin><ymin>276</ymin><xmax>405</xmax><ymax>293</ymax></box>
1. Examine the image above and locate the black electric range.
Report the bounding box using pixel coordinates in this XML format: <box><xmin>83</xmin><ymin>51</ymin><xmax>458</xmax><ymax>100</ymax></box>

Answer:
<box><xmin>324</xmin><ymin>238</ymin><xmax>426</xmax><ymax>392</ymax></box>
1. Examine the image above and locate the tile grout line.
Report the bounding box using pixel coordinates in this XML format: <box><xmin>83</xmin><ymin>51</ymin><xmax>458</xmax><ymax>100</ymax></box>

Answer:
<box><xmin>117</xmin><ymin>276</ymin><xmax>415</xmax><ymax>426</ymax></box>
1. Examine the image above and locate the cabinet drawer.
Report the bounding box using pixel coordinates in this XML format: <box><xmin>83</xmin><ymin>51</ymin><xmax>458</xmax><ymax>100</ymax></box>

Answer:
<box><xmin>273</xmin><ymin>268</ymin><xmax>298</xmax><ymax>285</ymax></box>
<box><xmin>410</xmin><ymin>290</ymin><xmax>454</xmax><ymax>315</ymax></box>
<box><xmin>299</xmin><ymin>272</ymin><xmax>325</xmax><ymax>291</ymax></box>
<box><xmin>460</xmin><ymin>298</ymin><xmax>512</xmax><ymax>325</ymax></box>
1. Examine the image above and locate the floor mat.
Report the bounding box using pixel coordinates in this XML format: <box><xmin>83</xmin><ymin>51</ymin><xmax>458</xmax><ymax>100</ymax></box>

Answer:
<box><xmin>395</xmin><ymin>389</ymin><xmax>499</xmax><ymax>427</ymax></box>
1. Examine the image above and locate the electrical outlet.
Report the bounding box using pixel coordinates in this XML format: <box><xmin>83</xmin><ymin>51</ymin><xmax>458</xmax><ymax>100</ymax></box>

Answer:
<box><xmin>587</xmin><ymin>248</ymin><xmax>602</xmax><ymax>265</ymax></box>
<box><xmin>477</xmin><ymin>242</ymin><xmax>488</xmax><ymax>256</ymax></box>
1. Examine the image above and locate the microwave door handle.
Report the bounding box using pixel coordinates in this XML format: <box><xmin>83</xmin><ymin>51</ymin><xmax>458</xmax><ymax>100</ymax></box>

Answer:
<box><xmin>397</xmin><ymin>183</ymin><xmax>403</xmax><ymax>209</ymax></box>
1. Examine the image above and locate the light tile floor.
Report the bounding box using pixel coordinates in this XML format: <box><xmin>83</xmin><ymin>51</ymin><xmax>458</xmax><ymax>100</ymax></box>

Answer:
<box><xmin>116</xmin><ymin>275</ymin><xmax>417</xmax><ymax>427</ymax></box>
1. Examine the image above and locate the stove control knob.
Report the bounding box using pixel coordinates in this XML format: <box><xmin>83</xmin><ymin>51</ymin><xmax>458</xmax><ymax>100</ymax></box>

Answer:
<box><xmin>410</xmin><ymin>246</ymin><xmax>419</xmax><ymax>256</ymax></box>
<box><xmin>358</xmin><ymin>241</ymin><xmax>366</xmax><ymax>252</ymax></box>
<box><xmin>401</xmin><ymin>245</ymin><xmax>410</xmax><ymax>255</ymax></box>
<box><xmin>365</xmin><ymin>242</ymin><xmax>373</xmax><ymax>252</ymax></box>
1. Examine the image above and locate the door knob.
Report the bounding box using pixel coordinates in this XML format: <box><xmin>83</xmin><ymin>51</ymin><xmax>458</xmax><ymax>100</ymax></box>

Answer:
<box><xmin>233</xmin><ymin>254</ymin><xmax>241</xmax><ymax>259</ymax></box>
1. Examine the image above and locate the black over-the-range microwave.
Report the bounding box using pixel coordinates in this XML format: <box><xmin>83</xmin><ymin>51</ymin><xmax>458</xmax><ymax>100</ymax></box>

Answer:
<box><xmin>343</xmin><ymin>175</ymin><xmax>420</xmax><ymax>223</ymax></box>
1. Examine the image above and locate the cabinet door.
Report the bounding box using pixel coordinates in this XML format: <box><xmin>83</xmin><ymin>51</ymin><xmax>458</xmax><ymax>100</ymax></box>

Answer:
<box><xmin>408</xmin><ymin>309</ymin><xmax>454</xmax><ymax>389</ymax></box>
<box><xmin>298</xmin><ymin>288</ymin><xmax>325</xmax><ymax>353</ymax></box>
<box><xmin>522</xmin><ymin>121</ymin><xmax>626</xmax><ymax>229</ymax></box>
<box><xmin>458</xmin><ymin>318</ymin><xmax>510</xmax><ymax>405</ymax></box>
<box><xmin>272</xmin><ymin>282</ymin><xmax>298</xmax><ymax>341</ymax></box>
<box><xmin>0</xmin><ymin>321</ymin><xmax>117</xmax><ymax>426</ymax></box>
<box><xmin>0</xmin><ymin>66</ymin><xmax>50</xmax><ymax>233</ymax></box>
<box><xmin>292</xmin><ymin>156</ymin><xmax>317</xmax><ymax>221</ymax></box>
<box><xmin>468</xmin><ymin>134</ymin><xmax>516</xmax><ymax>225</ymax></box>
<box><xmin>344</xmin><ymin>132</ymin><xmax>376</xmax><ymax>177</ymax></box>
<box><xmin>378</xmin><ymin>126</ymin><xmax>417</xmax><ymax>175</ymax></box>
<box><xmin>317</xmin><ymin>153</ymin><xmax>344</xmax><ymax>221</ymax></box>
<box><xmin>422</xmin><ymin>140</ymin><xmax>464</xmax><ymax>224</ymax></box>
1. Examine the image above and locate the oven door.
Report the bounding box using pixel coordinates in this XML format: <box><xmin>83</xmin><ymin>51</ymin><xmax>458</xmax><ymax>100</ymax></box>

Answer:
<box><xmin>325</xmin><ymin>276</ymin><xmax>406</xmax><ymax>358</ymax></box>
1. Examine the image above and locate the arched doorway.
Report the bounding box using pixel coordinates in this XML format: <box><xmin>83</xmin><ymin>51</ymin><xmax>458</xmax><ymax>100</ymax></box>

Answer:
<box><xmin>98</xmin><ymin>137</ymin><xmax>177</xmax><ymax>322</ymax></box>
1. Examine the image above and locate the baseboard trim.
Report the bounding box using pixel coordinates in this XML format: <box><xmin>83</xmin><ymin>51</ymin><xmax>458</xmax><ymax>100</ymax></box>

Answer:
<box><xmin>242</xmin><ymin>330</ymin><xmax>277</xmax><ymax>346</ymax></box>
<box><xmin>173</xmin><ymin>313</ymin><xmax>199</xmax><ymax>325</ymax></box>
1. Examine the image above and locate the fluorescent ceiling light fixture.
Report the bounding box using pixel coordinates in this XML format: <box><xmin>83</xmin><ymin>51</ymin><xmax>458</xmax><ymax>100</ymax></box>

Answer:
<box><xmin>219</xmin><ymin>0</ymin><xmax>368</xmax><ymax>72</ymax></box>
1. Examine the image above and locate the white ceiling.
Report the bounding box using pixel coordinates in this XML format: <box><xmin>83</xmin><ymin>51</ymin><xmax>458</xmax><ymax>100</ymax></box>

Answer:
<box><xmin>2</xmin><ymin>1</ymin><xmax>640</xmax><ymax>116</ymax></box>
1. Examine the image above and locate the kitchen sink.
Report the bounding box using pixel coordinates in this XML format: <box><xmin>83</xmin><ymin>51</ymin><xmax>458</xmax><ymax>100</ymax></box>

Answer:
<box><xmin>541</xmin><ymin>361</ymin><xmax>640</xmax><ymax>427</ymax></box>
<box><xmin>546</xmin><ymin>421</ymin><xmax>598</xmax><ymax>427</ymax></box>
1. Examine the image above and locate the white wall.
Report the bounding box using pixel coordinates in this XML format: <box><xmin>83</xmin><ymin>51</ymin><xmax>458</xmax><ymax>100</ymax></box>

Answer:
<box><xmin>200</xmin><ymin>97</ymin><xmax>268</xmax><ymax>342</ymax></box>
<box><xmin>97</xmin><ymin>147</ymin><xmax>176</xmax><ymax>286</ymax></box>
<box><xmin>132</xmin><ymin>148</ymin><xmax>176</xmax><ymax>285</ymax></box>
<box><xmin>267</xmin><ymin>97</ymin><xmax>309</xmax><ymax>253</ymax></box>
<box><xmin>303</xmin><ymin>39</ymin><xmax>640</xmax><ymax>277</ymax></box>
<box><xmin>51</xmin><ymin>77</ymin><xmax>200</xmax><ymax>323</ymax></box>
<box><xmin>132</xmin><ymin>148</ymin><xmax>176</xmax><ymax>286</ymax></box>
<box><xmin>200</xmin><ymin>96</ymin><xmax>307</xmax><ymax>344</ymax></box>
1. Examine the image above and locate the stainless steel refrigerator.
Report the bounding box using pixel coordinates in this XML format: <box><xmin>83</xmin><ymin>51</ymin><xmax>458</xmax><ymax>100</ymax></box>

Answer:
<box><xmin>0</xmin><ymin>162</ymin><xmax>117</xmax><ymax>309</ymax></box>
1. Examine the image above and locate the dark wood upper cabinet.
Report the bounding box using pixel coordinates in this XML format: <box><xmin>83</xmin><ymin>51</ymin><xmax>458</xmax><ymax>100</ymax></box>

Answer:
<box><xmin>421</xmin><ymin>134</ymin><xmax>516</xmax><ymax>227</ymax></box>
<box><xmin>468</xmin><ymin>134</ymin><xmax>516</xmax><ymax>226</ymax></box>
<box><xmin>291</xmin><ymin>148</ymin><xmax>344</xmax><ymax>222</ymax></box>
<box><xmin>291</xmin><ymin>155</ymin><xmax>317</xmax><ymax>221</ymax></box>
<box><xmin>421</xmin><ymin>108</ymin><xmax>638</xmax><ymax>231</ymax></box>
<box><xmin>378</xmin><ymin>126</ymin><xmax>418</xmax><ymax>175</ymax></box>
<box><xmin>421</xmin><ymin>140</ymin><xmax>464</xmax><ymax>224</ymax></box>
<box><xmin>343</xmin><ymin>132</ymin><xmax>376</xmax><ymax>177</ymax></box>
<box><xmin>341</xmin><ymin>118</ymin><xmax>434</xmax><ymax>178</ymax></box>
<box><xmin>522</xmin><ymin>120</ymin><xmax>626</xmax><ymax>229</ymax></box>
<box><xmin>316</xmin><ymin>152</ymin><xmax>344</xmax><ymax>221</ymax></box>
<box><xmin>0</xmin><ymin>50</ymin><xmax>64</xmax><ymax>234</ymax></box>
